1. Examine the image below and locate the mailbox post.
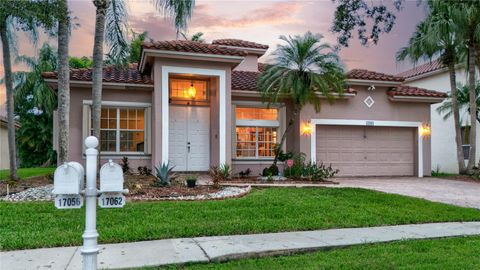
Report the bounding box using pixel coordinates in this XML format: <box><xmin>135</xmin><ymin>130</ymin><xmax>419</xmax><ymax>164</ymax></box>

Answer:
<box><xmin>53</xmin><ymin>136</ymin><xmax>128</xmax><ymax>270</ymax></box>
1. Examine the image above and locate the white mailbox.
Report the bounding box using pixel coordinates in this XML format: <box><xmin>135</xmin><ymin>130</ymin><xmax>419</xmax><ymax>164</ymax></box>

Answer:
<box><xmin>53</xmin><ymin>162</ymin><xmax>84</xmax><ymax>195</ymax></box>
<box><xmin>100</xmin><ymin>160</ymin><xmax>124</xmax><ymax>192</ymax></box>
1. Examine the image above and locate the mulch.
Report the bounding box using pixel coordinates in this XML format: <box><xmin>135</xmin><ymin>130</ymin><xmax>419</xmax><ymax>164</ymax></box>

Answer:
<box><xmin>0</xmin><ymin>176</ymin><xmax>52</xmax><ymax>196</ymax></box>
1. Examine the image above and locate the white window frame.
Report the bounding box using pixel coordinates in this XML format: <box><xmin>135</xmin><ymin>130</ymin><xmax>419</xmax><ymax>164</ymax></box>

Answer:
<box><xmin>233</xmin><ymin>102</ymin><xmax>285</xmax><ymax>160</ymax></box>
<box><xmin>82</xmin><ymin>100</ymin><xmax>151</xmax><ymax>156</ymax></box>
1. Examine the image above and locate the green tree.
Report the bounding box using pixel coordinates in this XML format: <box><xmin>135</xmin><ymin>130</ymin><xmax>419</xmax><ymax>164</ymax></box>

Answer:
<box><xmin>68</xmin><ymin>56</ymin><xmax>93</xmax><ymax>69</ymax></box>
<box><xmin>258</xmin><ymin>32</ymin><xmax>345</xmax><ymax>166</ymax></box>
<box><xmin>180</xmin><ymin>31</ymin><xmax>204</xmax><ymax>42</ymax></box>
<box><xmin>396</xmin><ymin>1</ymin><xmax>467</xmax><ymax>174</ymax></box>
<box><xmin>437</xmin><ymin>82</ymin><xmax>480</xmax><ymax>124</ymax></box>
<box><xmin>90</xmin><ymin>0</ymin><xmax>195</xmax><ymax>139</ymax></box>
<box><xmin>0</xmin><ymin>0</ymin><xmax>56</xmax><ymax>180</ymax></box>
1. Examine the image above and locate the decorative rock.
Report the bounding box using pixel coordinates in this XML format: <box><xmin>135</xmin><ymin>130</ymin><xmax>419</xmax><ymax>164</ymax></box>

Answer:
<box><xmin>2</xmin><ymin>185</ymin><xmax>54</xmax><ymax>202</ymax></box>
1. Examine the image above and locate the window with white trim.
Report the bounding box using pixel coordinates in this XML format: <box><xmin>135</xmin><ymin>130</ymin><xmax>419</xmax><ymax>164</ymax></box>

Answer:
<box><xmin>93</xmin><ymin>107</ymin><xmax>145</xmax><ymax>153</ymax></box>
<box><xmin>235</xmin><ymin>107</ymin><xmax>278</xmax><ymax>159</ymax></box>
<box><xmin>461</xmin><ymin>126</ymin><xmax>471</xmax><ymax>160</ymax></box>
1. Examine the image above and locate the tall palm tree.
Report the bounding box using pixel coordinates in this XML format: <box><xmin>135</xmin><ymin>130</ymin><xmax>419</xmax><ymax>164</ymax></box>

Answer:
<box><xmin>258</xmin><ymin>32</ymin><xmax>345</xmax><ymax>166</ymax></box>
<box><xmin>396</xmin><ymin>1</ymin><xmax>468</xmax><ymax>174</ymax></box>
<box><xmin>90</xmin><ymin>0</ymin><xmax>195</xmax><ymax>139</ymax></box>
<box><xmin>57</xmin><ymin>0</ymin><xmax>70</xmax><ymax>164</ymax></box>
<box><xmin>437</xmin><ymin>83</ymin><xmax>480</xmax><ymax>124</ymax></box>
<box><xmin>0</xmin><ymin>0</ymin><xmax>55</xmax><ymax>180</ymax></box>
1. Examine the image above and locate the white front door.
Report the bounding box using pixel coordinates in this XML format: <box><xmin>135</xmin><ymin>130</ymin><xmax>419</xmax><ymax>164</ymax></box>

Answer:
<box><xmin>169</xmin><ymin>106</ymin><xmax>210</xmax><ymax>171</ymax></box>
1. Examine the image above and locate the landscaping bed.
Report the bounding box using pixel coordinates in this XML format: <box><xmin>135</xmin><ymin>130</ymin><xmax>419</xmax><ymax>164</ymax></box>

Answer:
<box><xmin>0</xmin><ymin>175</ymin><xmax>52</xmax><ymax>197</ymax></box>
<box><xmin>2</xmin><ymin>187</ymin><xmax>480</xmax><ymax>250</ymax></box>
<box><xmin>224</xmin><ymin>177</ymin><xmax>338</xmax><ymax>185</ymax></box>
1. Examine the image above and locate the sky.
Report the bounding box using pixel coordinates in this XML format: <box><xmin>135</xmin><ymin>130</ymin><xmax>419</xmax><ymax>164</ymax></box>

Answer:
<box><xmin>0</xmin><ymin>0</ymin><xmax>427</xmax><ymax>115</ymax></box>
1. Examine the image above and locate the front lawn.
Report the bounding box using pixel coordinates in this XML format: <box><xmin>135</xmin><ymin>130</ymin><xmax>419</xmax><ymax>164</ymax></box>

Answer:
<box><xmin>0</xmin><ymin>167</ymin><xmax>55</xmax><ymax>181</ymax></box>
<box><xmin>1</xmin><ymin>188</ymin><xmax>479</xmax><ymax>250</ymax></box>
<box><xmin>149</xmin><ymin>236</ymin><xmax>480</xmax><ymax>270</ymax></box>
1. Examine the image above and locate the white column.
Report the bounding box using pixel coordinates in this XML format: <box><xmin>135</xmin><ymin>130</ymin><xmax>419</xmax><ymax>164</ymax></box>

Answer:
<box><xmin>82</xmin><ymin>136</ymin><xmax>99</xmax><ymax>270</ymax></box>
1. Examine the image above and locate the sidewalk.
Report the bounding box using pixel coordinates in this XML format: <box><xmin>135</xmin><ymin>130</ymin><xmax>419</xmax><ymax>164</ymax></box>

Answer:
<box><xmin>2</xmin><ymin>222</ymin><xmax>480</xmax><ymax>270</ymax></box>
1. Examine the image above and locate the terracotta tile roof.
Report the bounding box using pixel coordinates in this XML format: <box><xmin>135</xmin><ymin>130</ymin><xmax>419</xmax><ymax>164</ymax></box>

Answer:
<box><xmin>42</xmin><ymin>64</ymin><xmax>153</xmax><ymax>85</ymax></box>
<box><xmin>212</xmin><ymin>39</ymin><xmax>269</xmax><ymax>50</ymax></box>
<box><xmin>347</xmin><ymin>69</ymin><xmax>404</xmax><ymax>82</ymax></box>
<box><xmin>397</xmin><ymin>59</ymin><xmax>445</xmax><ymax>79</ymax></box>
<box><xmin>142</xmin><ymin>40</ymin><xmax>247</xmax><ymax>57</ymax></box>
<box><xmin>388</xmin><ymin>85</ymin><xmax>447</xmax><ymax>98</ymax></box>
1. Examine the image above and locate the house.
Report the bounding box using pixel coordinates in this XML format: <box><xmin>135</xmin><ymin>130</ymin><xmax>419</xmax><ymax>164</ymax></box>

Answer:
<box><xmin>0</xmin><ymin>116</ymin><xmax>19</xmax><ymax>170</ymax></box>
<box><xmin>43</xmin><ymin>39</ymin><xmax>447</xmax><ymax>177</ymax></box>
<box><xmin>398</xmin><ymin>60</ymin><xmax>480</xmax><ymax>173</ymax></box>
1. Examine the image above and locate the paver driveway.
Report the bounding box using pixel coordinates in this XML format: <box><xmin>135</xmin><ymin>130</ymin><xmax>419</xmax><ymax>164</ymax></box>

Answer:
<box><xmin>334</xmin><ymin>177</ymin><xmax>480</xmax><ymax>209</ymax></box>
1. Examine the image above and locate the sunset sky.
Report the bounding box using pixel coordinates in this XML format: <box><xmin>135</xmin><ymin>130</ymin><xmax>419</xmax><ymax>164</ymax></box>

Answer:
<box><xmin>0</xmin><ymin>0</ymin><xmax>427</xmax><ymax>114</ymax></box>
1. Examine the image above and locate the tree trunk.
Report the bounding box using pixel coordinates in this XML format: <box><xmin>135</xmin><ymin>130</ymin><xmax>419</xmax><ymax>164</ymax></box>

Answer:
<box><xmin>92</xmin><ymin>0</ymin><xmax>110</xmax><ymax>140</ymax></box>
<box><xmin>466</xmin><ymin>45</ymin><xmax>478</xmax><ymax>171</ymax></box>
<box><xmin>448</xmin><ymin>63</ymin><xmax>467</xmax><ymax>174</ymax></box>
<box><xmin>273</xmin><ymin>104</ymin><xmax>301</xmax><ymax>166</ymax></box>
<box><xmin>0</xmin><ymin>24</ymin><xmax>18</xmax><ymax>181</ymax></box>
<box><xmin>57</xmin><ymin>0</ymin><xmax>70</xmax><ymax>164</ymax></box>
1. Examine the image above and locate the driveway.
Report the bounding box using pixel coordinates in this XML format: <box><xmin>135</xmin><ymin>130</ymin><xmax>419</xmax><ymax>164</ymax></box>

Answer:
<box><xmin>334</xmin><ymin>177</ymin><xmax>480</xmax><ymax>209</ymax></box>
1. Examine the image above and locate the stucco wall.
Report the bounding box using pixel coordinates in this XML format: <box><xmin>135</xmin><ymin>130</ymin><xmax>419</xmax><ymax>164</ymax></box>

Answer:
<box><xmin>405</xmin><ymin>69</ymin><xmax>480</xmax><ymax>173</ymax></box>
<box><xmin>0</xmin><ymin>125</ymin><xmax>9</xmax><ymax>169</ymax></box>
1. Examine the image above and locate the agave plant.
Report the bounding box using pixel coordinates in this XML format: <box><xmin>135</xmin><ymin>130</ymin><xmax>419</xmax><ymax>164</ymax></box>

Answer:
<box><xmin>154</xmin><ymin>162</ymin><xmax>176</xmax><ymax>187</ymax></box>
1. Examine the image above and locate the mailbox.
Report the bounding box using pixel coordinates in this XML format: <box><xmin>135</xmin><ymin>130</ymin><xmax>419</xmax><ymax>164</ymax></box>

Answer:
<box><xmin>53</xmin><ymin>162</ymin><xmax>85</xmax><ymax>195</ymax></box>
<box><xmin>100</xmin><ymin>160</ymin><xmax>124</xmax><ymax>192</ymax></box>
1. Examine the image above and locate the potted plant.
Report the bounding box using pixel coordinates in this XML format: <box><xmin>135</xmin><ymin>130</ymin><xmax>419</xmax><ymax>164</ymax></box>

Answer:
<box><xmin>186</xmin><ymin>175</ymin><xmax>197</xmax><ymax>188</ymax></box>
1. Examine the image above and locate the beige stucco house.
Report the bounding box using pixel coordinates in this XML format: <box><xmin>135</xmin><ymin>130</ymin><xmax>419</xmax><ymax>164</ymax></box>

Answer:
<box><xmin>43</xmin><ymin>39</ymin><xmax>446</xmax><ymax>177</ymax></box>
<box><xmin>0</xmin><ymin>116</ymin><xmax>18</xmax><ymax>170</ymax></box>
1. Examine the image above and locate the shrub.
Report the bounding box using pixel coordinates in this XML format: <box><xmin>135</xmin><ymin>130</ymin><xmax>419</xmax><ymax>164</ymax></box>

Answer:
<box><xmin>154</xmin><ymin>162</ymin><xmax>176</xmax><ymax>187</ymax></box>
<box><xmin>121</xmin><ymin>157</ymin><xmax>131</xmax><ymax>174</ymax></box>
<box><xmin>209</xmin><ymin>163</ymin><xmax>231</xmax><ymax>188</ymax></box>
<box><xmin>262</xmin><ymin>164</ymin><xmax>279</xmax><ymax>177</ymax></box>
<box><xmin>284</xmin><ymin>152</ymin><xmax>306</xmax><ymax>178</ymax></box>
<box><xmin>239</xmin><ymin>168</ymin><xmax>251</xmax><ymax>178</ymax></box>
<box><xmin>185</xmin><ymin>175</ymin><xmax>197</xmax><ymax>188</ymax></box>
<box><xmin>283</xmin><ymin>152</ymin><xmax>339</xmax><ymax>180</ymax></box>
<box><xmin>137</xmin><ymin>166</ymin><xmax>152</xmax><ymax>176</ymax></box>
<box><xmin>276</xmin><ymin>149</ymin><xmax>294</xmax><ymax>162</ymax></box>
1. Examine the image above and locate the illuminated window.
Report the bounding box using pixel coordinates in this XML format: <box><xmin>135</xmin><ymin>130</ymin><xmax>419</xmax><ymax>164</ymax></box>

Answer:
<box><xmin>95</xmin><ymin>107</ymin><xmax>145</xmax><ymax>153</ymax></box>
<box><xmin>235</xmin><ymin>106</ymin><xmax>279</xmax><ymax>159</ymax></box>
<box><xmin>236</xmin><ymin>107</ymin><xmax>278</xmax><ymax>120</ymax></box>
<box><xmin>169</xmin><ymin>79</ymin><xmax>208</xmax><ymax>100</ymax></box>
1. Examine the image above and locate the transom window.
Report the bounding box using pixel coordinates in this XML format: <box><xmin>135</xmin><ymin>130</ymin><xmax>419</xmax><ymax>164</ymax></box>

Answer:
<box><xmin>169</xmin><ymin>78</ymin><xmax>208</xmax><ymax>101</ymax></box>
<box><xmin>94</xmin><ymin>107</ymin><xmax>145</xmax><ymax>153</ymax></box>
<box><xmin>235</xmin><ymin>107</ymin><xmax>279</xmax><ymax>159</ymax></box>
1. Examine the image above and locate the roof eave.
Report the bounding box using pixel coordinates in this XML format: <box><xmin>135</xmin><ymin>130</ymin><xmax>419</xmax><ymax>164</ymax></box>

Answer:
<box><xmin>43</xmin><ymin>78</ymin><xmax>154</xmax><ymax>90</ymax></box>
<box><xmin>346</xmin><ymin>79</ymin><xmax>403</xmax><ymax>86</ymax></box>
<box><xmin>231</xmin><ymin>90</ymin><xmax>356</xmax><ymax>99</ymax></box>
<box><xmin>403</xmin><ymin>67</ymin><xmax>449</xmax><ymax>82</ymax></box>
<box><xmin>388</xmin><ymin>95</ymin><xmax>445</xmax><ymax>103</ymax></box>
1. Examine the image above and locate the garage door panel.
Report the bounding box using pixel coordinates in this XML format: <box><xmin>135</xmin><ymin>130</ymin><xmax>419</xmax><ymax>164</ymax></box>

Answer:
<box><xmin>316</xmin><ymin>125</ymin><xmax>415</xmax><ymax>177</ymax></box>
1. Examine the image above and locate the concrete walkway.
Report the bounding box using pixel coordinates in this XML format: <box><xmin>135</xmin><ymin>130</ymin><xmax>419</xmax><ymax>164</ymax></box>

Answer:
<box><xmin>2</xmin><ymin>222</ymin><xmax>480</xmax><ymax>270</ymax></box>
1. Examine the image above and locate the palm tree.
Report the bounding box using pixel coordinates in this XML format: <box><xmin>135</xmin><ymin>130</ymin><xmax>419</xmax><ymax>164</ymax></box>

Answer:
<box><xmin>180</xmin><ymin>31</ymin><xmax>204</xmax><ymax>42</ymax></box>
<box><xmin>396</xmin><ymin>1</ymin><xmax>468</xmax><ymax>174</ymax></box>
<box><xmin>57</xmin><ymin>0</ymin><xmax>70</xmax><ymax>164</ymax></box>
<box><xmin>437</xmin><ymin>83</ymin><xmax>480</xmax><ymax>124</ymax></box>
<box><xmin>258</xmin><ymin>32</ymin><xmax>345</xmax><ymax>166</ymax></box>
<box><xmin>0</xmin><ymin>0</ymin><xmax>55</xmax><ymax>180</ymax></box>
<box><xmin>90</xmin><ymin>0</ymin><xmax>195</xmax><ymax>139</ymax></box>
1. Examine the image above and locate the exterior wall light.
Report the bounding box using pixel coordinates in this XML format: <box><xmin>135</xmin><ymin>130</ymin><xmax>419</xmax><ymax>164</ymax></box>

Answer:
<box><xmin>301</xmin><ymin>121</ymin><xmax>313</xmax><ymax>136</ymax></box>
<box><xmin>420</xmin><ymin>123</ymin><xmax>431</xmax><ymax>137</ymax></box>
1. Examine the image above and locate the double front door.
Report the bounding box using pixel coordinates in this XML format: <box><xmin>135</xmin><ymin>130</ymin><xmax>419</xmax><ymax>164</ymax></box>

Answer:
<box><xmin>169</xmin><ymin>106</ymin><xmax>210</xmax><ymax>171</ymax></box>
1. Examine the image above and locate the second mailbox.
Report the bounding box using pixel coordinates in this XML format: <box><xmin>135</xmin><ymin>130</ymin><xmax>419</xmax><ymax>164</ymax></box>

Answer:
<box><xmin>53</xmin><ymin>162</ymin><xmax>85</xmax><ymax>195</ymax></box>
<box><xmin>100</xmin><ymin>160</ymin><xmax>124</xmax><ymax>192</ymax></box>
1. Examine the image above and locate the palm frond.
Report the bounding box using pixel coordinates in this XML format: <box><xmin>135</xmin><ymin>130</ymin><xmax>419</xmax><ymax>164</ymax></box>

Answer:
<box><xmin>105</xmin><ymin>0</ymin><xmax>129</xmax><ymax>66</ymax></box>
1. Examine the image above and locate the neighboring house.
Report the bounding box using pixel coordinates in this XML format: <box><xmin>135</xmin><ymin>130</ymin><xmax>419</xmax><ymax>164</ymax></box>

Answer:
<box><xmin>398</xmin><ymin>60</ymin><xmax>480</xmax><ymax>173</ymax></box>
<box><xmin>43</xmin><ymin>39</ymin><xmax>446</xmax><ymax>177</ymax></box>
<box><xmin>0</xmin><ymin>116</ymin><xmax>19</xmax><ymax>170</ymax></box>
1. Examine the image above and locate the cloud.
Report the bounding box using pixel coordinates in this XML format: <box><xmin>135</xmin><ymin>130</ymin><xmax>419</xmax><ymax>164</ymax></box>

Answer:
<box><xmin>190</xmin><ymin>2</ymin><xmax>305</xmax><ymax>29</ymax></box>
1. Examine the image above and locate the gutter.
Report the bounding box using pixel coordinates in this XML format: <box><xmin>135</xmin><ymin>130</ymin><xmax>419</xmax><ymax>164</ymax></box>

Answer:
<box><xmin>43</xmin><ymin>79</ymin><xmax>154</xmax><ymax>89</ymax></box>
<box><xmin>388</xmin><ymin>95</ymin><xmax>445</xmax><ymax>103</ymax></box>
<box><xmin>346</xmin><ymin>79</ymin><xmax>403</xmax><ymax>86</ymax></box>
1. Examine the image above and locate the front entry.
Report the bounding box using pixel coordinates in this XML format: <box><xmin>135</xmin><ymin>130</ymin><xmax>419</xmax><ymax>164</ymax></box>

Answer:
<box><xmin>169</xmin><ymin>106</ymin><xmax>210</xmax><ymax>171</ymax></box>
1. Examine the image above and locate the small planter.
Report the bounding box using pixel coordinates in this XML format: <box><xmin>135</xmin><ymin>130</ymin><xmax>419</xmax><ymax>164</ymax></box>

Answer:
<box><xmin>185</xmin><ymin>176</ymin><xmax>197</xmax><ymax>188</ymax></box>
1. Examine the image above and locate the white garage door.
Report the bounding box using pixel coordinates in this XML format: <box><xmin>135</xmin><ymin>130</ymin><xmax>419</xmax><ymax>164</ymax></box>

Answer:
<box><xmin>316</xmin><ymin>125</ymin><xmax>415</xmax><ymax>176</ymax></box>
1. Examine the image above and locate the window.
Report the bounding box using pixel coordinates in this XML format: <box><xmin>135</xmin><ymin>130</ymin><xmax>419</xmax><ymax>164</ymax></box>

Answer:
<box><xmin>461</xmin><ymin>126</ymin><xmax>471</xmax><ymax>160</ymax></box>
<box><xmin>235</xmin><ymin>107</ymin><xmax>279</xmax><ymax>159</ymax></box>
<box><xmin>95</xmin><ymin>107</ymin><xmax>145</xmax><ymax>153</ymax></box>
<box><xmin>169</xmin><ymin>78</ymin><xmax>208</xmax><ymax>101</ymax></box>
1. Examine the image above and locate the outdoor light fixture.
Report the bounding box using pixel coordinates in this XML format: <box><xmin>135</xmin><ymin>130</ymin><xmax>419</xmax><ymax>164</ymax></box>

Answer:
<box><xmin>301</xmin><ymin>121</ymin><xmax>313</xmax><ymax>135</ymax></box>
<box><xmin>420</xmin><ymin>123</ymin><xmax>431</xmax><ymax>137</ymax></box>
<box><xmin>184</xmin><ymin>81</ymin><xmax>197</xmax><ymax>99</ymax></box>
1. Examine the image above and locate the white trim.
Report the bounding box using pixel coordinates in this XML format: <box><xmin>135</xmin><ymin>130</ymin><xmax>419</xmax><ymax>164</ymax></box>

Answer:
<box><xmin>389</xmin><ymin>95</ymin><xmax>445</xmax><ymax>103</ymax></box>
<box><xmin>161</xmin><ymin>66</ymin><xmax>227</xmax><ymax>165</ymax></box>
<box><xmin>310</xmin><ymin>119</ymin><xmax>424</xmax><ymax>177</ymax></box>
<box><xmin>217</xmin><ymin>46</ymin><xmax>267</xmax><ymax>55</ymax></box>
<box><xmin>346</xmin><ymin>79</ymin><xmax>403</xmax><ymax>86</ymax></box>
<box><xmin>236</xmin><ymin>119</ymin><xmax>279</xmax><ymax>127</ymax></box>
<box><xmin>82</xmin><ymin>100</ymin><xmax>151</xmax><ymax>107</ymax></box>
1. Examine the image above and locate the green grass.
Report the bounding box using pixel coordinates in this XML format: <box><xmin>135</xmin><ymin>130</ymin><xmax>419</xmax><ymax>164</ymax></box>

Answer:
<box><xmin>144</xmin><ymin>236</ymin><xmax>480</xmax><ymax>270</ymax></box>
<box><xmin>1</xmin><ymin>188</ymin><xmax>479</xmax><ymax>250</ymax></box>
<box><xmin>0</xmin><ymin>167</ymin><xmax>55</xmax><ymax>181</ymax></box>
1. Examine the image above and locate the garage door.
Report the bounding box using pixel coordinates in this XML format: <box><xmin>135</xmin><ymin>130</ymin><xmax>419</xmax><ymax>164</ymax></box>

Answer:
<box><xmin>316</xmin><ymin>126</ymin><xmax>415</xmax><ymax>176</ymax></box>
